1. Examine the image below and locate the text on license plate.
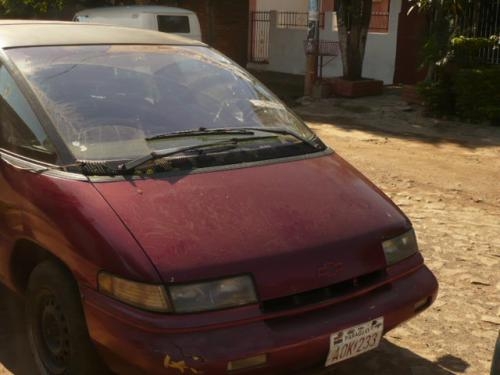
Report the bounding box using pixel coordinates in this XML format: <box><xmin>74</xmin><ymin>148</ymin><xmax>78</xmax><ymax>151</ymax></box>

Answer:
<box><xmin>325</xmin><ymin>317</ymin><xmax>384</xmax><ymax>367</ymax></box>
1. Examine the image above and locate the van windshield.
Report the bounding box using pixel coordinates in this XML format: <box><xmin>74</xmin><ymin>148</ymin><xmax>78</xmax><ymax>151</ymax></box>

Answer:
<box><xmin>7</xmin><ymin>45</ymin><xmax>320</xmax><ymax>162</ymax></box>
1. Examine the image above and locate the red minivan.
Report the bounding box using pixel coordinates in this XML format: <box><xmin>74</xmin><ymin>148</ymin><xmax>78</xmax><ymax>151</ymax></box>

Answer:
<box><xmin>0</xmin><ymin>21</ymin><xmax>438</xmax><ymax>375</ymax></box>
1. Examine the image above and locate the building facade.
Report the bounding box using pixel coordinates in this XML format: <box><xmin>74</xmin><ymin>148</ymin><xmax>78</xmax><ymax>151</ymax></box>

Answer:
<box><xmin>249</xmin><ymin>0</ymin><xmax>401</xmax><ymax>84</ymax></box>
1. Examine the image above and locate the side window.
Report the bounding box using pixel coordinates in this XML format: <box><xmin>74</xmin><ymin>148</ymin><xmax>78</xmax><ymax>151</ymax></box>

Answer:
<box><xmin>157</xmin><ymin>15</ymin><xmax>190</xmax><ymax>33</ymax></box>
<box><xmin>0</xmin><ymin>65</ymin><xmax>56</xmax><ymax>162</ymax></box>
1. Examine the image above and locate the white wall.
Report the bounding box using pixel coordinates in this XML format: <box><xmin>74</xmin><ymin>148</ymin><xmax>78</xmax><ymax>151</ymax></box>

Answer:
<box><xmin>249</xmin><ymin>0</ymin><xmax>402</xmax><ymax>84</ymax></box>
<box><xmin>254</xmin><ymin>0</ymin><xmax>307</xmax><ymax>12</ymax></box>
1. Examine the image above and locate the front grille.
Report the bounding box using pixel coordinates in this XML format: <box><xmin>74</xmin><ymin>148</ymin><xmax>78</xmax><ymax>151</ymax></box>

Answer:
<box><xmin>261</xmin><ymin>270</ymin><xmax>387</xmax><ymax>313</ymax></box>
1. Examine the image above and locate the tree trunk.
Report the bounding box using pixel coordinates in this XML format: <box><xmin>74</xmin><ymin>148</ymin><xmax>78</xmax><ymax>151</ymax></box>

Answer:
<box><xmin>336</xmin><ymin>0</ymin><xmax>373</xmax><ymax>81</ymax></box>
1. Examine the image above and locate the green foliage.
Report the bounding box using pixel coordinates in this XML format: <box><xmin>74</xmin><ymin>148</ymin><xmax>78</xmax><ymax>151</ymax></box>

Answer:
<box><xmin>451</xmin><ymin>36</ymin><xmax>498</xmax><ymax>67</ymax></box>
<box><xmin>452</xmin><ymin>35</ymin><xmax>497</xmax><ymax>50</ymax></box>
<box><xmin>408</xmin><ymin>0</ymin><xmax>479</xmax><ymax>79</ymax></box>
<box><xmin>408</xmin><ymin>0</ymin><xmax>470</xmax><ymax>15</ymax></box>
<box><xmin>0</xmin><ymin>0</ymin><xmax>64</xmax><ymax>16</ymax></box>
<box><xmin>0</xmin><ymin>0</ymin><xmax>118</xmax><ymax>17</ymax></box>
<box><xmin>19</xmin><ymin>0</ymin><xmax>64</xmax><ymax>12</ymax></box>
<box><xmin>454</xmin><ymin>67</ymin><xmax>500</xmax><ymax>125</ymax></box>
<box><xmin>419</xmin><ymin>15</ymin><xmax>453</xmax><ymax>70</ymax></box>
<box><xmin>417</xmin><ymin>75</ymin><xmax>455</xmax><ymax>116</ymax></box>
<box><xmin>411</xmin><ymin>0</ymin><xmax>499</xmax><ymax>124</ymax></box>
<box><xmin>418</xmin><ymin>66</ymin><xmax>500</xmax><ymax>125</ymax></box>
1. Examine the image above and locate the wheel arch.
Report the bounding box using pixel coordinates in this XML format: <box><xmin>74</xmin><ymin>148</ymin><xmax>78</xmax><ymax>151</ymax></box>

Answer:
<box><xmin>10</xmin><ymin>239</ymin><xmax>70</xmax><ymax>294</ymax></box>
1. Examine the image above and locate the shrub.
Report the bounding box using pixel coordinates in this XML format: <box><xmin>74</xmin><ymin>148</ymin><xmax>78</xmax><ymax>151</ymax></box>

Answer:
<box><xmin>417</xmin><ymin>71</ymin><xmax>455</xmax><ymax>116</ymax></box>
<box><xmin>454</xmin><ymin>67</ymin><xmax>500</xmax><ymax>125</ymax></box>
<box><xmin>451</xmin><ymin>36</ymin><xmax>498</xmax><ymax>68</ymax></box>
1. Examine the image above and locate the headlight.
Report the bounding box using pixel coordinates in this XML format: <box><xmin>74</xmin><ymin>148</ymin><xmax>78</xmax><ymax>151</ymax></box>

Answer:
<box><xmin>98</xmin><ymin>272</ymin><xmax>171</xmax><ymax>312</ymax></box>
<box><xmin>382</xmin><ymin>229</ymin><xmax>419</xmax><ymax>266</ymax></box>
<box><xmin>169</xmin><ymin>275</ymin><xmax>258</xmax><ymax>313</ymax></box>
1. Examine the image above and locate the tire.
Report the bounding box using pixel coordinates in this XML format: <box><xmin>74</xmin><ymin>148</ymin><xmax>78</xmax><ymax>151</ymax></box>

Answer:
<box><xmin>25</xmin><ymin>261</ymin><xmax>109</xmax><ymax>375</ymax></box>
<box><xmin>492</xmin><ymin>330</ymin><xmax>500</xmax><ymax>375</ymax></box>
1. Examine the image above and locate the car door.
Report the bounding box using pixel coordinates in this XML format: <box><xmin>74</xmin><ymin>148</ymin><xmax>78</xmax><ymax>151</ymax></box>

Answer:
<box><xmin>0</xmin><ymin>64</ymin><xmax>57</xmax><ymax>288</ymax></box>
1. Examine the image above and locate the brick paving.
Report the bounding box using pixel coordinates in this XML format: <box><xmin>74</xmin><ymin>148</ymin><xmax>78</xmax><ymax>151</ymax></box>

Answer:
<box><xmin>297</xmin><ymin>92</ymin><xmax>500</xmax><ymax>375</ymax></box>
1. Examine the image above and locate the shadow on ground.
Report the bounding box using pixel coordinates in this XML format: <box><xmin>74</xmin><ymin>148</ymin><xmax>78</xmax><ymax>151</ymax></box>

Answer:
<box><xmin>1</xmin><ymin>286</ymin><xmax>469</xmax><ymax>375</ymax></box>
<box><xmin>310</xmin><ymin>340</ymin><xmax>469</xmax><ymax>375</ymax></box>
<box><xmin>302</xmin><ymin>108</ymin><xmax>500</xmax><ymax>150</ymax></box>
<box><xmin>0</xmin><ymin>286</ymin><xmax>37</xmax><ymax>375</ymax></box>
<box><xmin>249</xmin><ymin>69</ymin><xmax>500</xmax><ymax>149</ymax></box>
<box><xmin>249</xmin><ymin>69</ymin><xmax>305</xmax><ymax>107</ymax></box>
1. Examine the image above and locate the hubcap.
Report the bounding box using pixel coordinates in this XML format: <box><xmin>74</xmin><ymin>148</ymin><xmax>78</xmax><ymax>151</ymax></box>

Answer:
<box><xmin>35</xmin><ymin>292</ymin><xmax>71</xmax><ymax>374</ymax></box>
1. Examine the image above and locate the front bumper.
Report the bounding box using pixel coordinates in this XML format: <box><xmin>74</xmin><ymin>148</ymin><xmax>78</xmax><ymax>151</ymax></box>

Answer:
<box><xmin>82</xmin><ymin>265</ymin><xmax>438</xmax><ymax>375</ymax></box>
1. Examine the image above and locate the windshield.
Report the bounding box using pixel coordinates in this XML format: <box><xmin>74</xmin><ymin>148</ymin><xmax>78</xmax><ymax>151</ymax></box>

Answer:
<box><xmin>7</xmin><ymin>45</ymin><xmax>320</xmax><ymax>162</ymax></box>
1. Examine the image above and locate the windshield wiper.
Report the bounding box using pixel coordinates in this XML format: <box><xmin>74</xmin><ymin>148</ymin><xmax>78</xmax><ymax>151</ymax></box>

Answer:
<box><xmin>119</xmin><ymin>127</ymin><xmax>322</xmax><ymax>173</ymax></box>
<box><xmin>146</xmin><ymin>127</ymin><xmax>255</xmax><ymax>141</ymax></box>
<box><xmin>239</xmin><ymin>127</ymin><xmax>322</xmax><ymax>149</ymax></box>
<box><xmin>118</xmin><ymin>138</ymin><xmax>252</xmax><ymax>173</ymax></box>
<box><xmin>146</xmin><ymin>127</ymin><xmax>322</xmax><ymax>149</ymax></box>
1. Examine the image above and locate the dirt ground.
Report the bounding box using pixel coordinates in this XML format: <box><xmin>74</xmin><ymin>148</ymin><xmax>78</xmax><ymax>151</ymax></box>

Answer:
<box><xmin>0</xmin><ymin>88</ymin><xmax>499</xmax><ymax>374</ymax></box>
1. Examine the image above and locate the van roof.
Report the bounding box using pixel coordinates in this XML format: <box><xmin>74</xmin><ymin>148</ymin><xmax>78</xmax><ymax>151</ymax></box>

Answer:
<box><xmin>74</xmin><ymin>6</ymin><xmax>197</xmax><ymax>17</ymax></box>
<box><xmin>0</xmin><ymin>20</ymin><xmax>204</xmax><ymax>49</ymax></box>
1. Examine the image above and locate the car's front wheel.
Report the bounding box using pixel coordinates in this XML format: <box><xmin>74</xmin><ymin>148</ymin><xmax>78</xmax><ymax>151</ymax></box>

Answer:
<box><xmin>25</xmin><ymin>260</ymin><xmax>108</xmax><ymax>375</ymax></box>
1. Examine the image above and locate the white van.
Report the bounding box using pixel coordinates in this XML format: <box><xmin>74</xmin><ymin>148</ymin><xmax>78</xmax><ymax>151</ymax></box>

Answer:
<box><xmin>73</xmin><ymin>6</ymin><xmax>202</xmax><ymax>41</ymax></box>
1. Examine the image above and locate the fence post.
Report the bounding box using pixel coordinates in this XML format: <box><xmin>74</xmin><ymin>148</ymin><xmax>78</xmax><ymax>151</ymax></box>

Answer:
<box><xmin>323</xmin><ymin>11</ymin><xmax>332</xmax><ymax>32</ymax></box>
<box><xmin>268</xmin><ymin>10</ymin><xmax>277</xmax><ymax>65</ymax></box>
<box><xmin>305</xmin><ymin>0</ymin><xmax>320</xmax><ymax>96</ymax></box>
<box><xmin>270</xmin><ymin>10</ymin><xmax>278</xmax><ymax>28</ymax></box>
<box><xmin>249</xmin><ymin>11</ymin><xmax>271</xmax><ymax>64</ymax></box>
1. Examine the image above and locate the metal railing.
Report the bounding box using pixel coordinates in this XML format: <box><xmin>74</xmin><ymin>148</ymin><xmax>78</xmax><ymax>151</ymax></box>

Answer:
<box><xmin>276</xmin><ymin>11</ymin><xmax>388</xmax><ymax>32</ymax></box>
<box><xmin>249</xmin><ymin>10</ymin><xmax>392</xmax><ymax>64</ymax></box>
<box><xmin>369</xmin><ymin>11</ymin><xmax>390</xmax><ymax>32</ymax></box>
<box><xmin>276</xmin><ymin>12</ymin><xmax>325</xmax><ymax>29</ymax></box>
<box><xmin>458</xmin><ymin>0</ymin><xmax>500</xmax><ymax>64</ymax></box>
<box><xmin>250</xmin><ymin>11</ymin><xmax>270</xmax><ymax>63</ymax></box>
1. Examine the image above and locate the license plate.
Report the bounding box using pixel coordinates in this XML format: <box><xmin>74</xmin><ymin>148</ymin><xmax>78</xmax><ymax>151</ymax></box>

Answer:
<box><xmin>325</xmin><ymin>317</ymin><xmax>384</xmax><ymax>367</ymax></box>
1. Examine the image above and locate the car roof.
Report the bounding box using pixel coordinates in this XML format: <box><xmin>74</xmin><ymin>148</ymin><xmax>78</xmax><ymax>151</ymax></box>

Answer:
<box><xmin>0</xmin><ymin>20</ymin><xmax>205</xmax><ymax>49</ymax></box>
<box><xmin>74</xmin><ymin>5</ymin><xmax>197</xmax><ymax>17</ymax></box>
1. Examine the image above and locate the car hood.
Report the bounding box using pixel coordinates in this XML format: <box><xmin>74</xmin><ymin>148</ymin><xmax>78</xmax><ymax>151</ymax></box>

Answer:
<box><xmin>93</xmin><ymin>153</ymin><xmax>411</xmax><ymax>301</ymax></box>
